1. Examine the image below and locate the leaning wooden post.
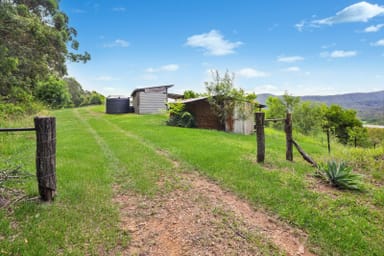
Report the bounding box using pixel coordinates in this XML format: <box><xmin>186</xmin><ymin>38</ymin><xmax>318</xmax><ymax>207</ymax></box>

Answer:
<box><xmin>285</xmin><ymin>112</ymin><xmax>293</xmax><ymax>161</ymax></box>
<box><xmin>255</xmin><ymin>112</ymin><xmax>265</xmax><ymax>163</ymax></box>
<box><xmin>34</xmin><ymin>117</ymin><xmax>56</xmax><ymax>202</ymax></box>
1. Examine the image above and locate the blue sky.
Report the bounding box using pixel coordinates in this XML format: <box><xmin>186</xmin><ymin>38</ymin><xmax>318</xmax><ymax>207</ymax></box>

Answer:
<box><xmin>60</xmin><ymin>0</ymin><xmax>384</xmax><ymax>96</ymax></box>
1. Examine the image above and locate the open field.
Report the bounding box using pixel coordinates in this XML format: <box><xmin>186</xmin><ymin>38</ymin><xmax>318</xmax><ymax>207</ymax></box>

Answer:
<box><xmin>1</xmin><ymin>105</ymin><xmax>383</xmax><ymax>255</ymax></box>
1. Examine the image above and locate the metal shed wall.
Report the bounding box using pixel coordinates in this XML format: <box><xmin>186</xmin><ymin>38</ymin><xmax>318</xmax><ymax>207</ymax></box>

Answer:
<box><xmin>133</xmin><ymin>91</ymin><xmax>167</xmax><ymax>114</ymax></box>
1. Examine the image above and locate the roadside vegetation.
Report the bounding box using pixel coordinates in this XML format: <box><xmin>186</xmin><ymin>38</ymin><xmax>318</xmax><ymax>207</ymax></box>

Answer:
<box><xmin>0</xmin><ymin>1</ymin><xmax>103</xmax><ymax>121</ymax></box>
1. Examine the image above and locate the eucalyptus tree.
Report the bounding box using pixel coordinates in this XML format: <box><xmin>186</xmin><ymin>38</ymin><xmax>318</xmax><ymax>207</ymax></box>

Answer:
<box><xmin>0</xmin><ymin>0</ymin><xmax>90</xmax><ymax>105</ymax></box>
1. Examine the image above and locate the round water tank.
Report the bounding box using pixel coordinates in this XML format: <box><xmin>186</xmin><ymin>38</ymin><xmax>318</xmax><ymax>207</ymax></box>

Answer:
<box><xmin>106</xmin><ymin>97</ymin><xmax>130</xmax><ymax>114</ymax></box>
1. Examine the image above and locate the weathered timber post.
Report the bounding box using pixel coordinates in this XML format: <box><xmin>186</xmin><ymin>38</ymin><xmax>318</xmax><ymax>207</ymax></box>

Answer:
<box><xmin>255</xmin><ymin>112</ymin><xmax>265</xmax><ymax>163</ymax></box>
<box><xmin>326</xmin><ymin>129</ymin><xmax>331</xmax><ymax>154</ymax></box>
<box><xmin>34</xmin><ymin>117</ymin><xmax>56</xmax><ymax>202</ymax></box>
<box><xmin>284</xmin><ymin>113</ymin><xmax>293</xmax><ymax>161</ymax></box>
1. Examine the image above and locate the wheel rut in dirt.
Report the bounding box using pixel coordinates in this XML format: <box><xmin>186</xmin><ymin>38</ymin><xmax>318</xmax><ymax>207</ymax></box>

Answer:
<box><xmin>79</xmin><ymin>110</ymin><xmax>315</xmax><ymax>255</ymax></box>
<box><xmin>113</xmin><ymin>148</ymin><xmax>315</xmax><ymax>256</ymax></box>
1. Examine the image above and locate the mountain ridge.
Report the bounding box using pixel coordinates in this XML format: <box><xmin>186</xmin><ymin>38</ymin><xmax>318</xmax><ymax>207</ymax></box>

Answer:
<box><xmin>256</xmin><ymin>90</ymin><xmax>384</xmax><ymax>125</ymax></box>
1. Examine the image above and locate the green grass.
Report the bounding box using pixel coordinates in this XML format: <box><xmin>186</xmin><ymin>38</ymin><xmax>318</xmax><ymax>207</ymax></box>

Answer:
<box><xmin>99</xmin><ymin>106</ymin><xmax>384</xmax><ymax>256</ymax></box>
<box><xmin>0</xmin><ymin>106</ymin><xmax>182</xmax><ymax>255</ymax></box>
<box><xmin>1</xmin><ymin>105</ymin><xmax>383</xmax><ymax>255</ymax></box>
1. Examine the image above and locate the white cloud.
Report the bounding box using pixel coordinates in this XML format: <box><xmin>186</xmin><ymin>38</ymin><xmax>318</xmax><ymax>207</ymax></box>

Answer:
<box><xmin>104</xmin><ymin>39</ymin><xmax>130</xmax><ymax>48</ymax></box>
<box><xmin>321</xmin><ymin>43</ymin><xmax>336</xmax><ymax>49</ymax></box>
<box><xmin>328</xmin><ymin>50</ymin><xmax>357</xmax><ymax>58</ymax></box>
<box><xmin>364</xmin><ymin>23</ymin><xmax>384</xmax><ymax>32</ymax></box>
<box><xmin>146</xmin><ymin>64</ymin><xmax>179</xmax><ymax>73</ymax></box>
<box><xmin>161</xmin><ymin>64</ymin><xmax>179</xmax><ymax>71</ymax></box>
<box><xmin>283</xmin><ymin>66</ymin><xmax>301</xmax><ymax>72</ymax></box>
<box><xmin>295</xmin><ymin>21</ymin><xmax>305</xmax><ymax>32</ymax></box>
<box><xmin>236</xmin><ymin>68</ymin><xmax>269</xmax><ymax>78</ymax></box>
<box><xmin>372</xmin><ymin>39</ymin><xmax>384</xmax><ymax>46</ymax></box>
<box><xmin>145</xmin><ymin>68</ymin><xmax>156</xmax><ymax>73</ymax></box>
<box><xmin>313</xmin><ymin>1</ymin><xmax>384</xmax><ymax>25</ymax></box>
<box><xmin>253</xmin><ymin>84</ymin><xmax>284</xmax><ymax>95</ymax></box>
<box><xmin>186</xmin><ymin>30</ymin><xmax>243</xmax><ymax>56</ymax></box>
<box><xmin>277</xmin><ymin>56</ymin><xmax>304</xmax><ymax>63</ymax></box>
<box><xmin>112</xmin><ymin>7</ymin><xmax>126</xmax><ymax>12</ymax></box>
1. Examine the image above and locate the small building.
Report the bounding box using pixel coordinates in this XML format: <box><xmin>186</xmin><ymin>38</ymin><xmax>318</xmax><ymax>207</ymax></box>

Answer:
<box><xmin>181</xmin><ymin>97</ymin><xmax>256</xmax><ymax>135</ymax></box>
<box><xmin>182</xmin><ymin>97</ymin><xmax>220</xmax><ymax>130</ymax></box>
<box><xmin>131</xmin><ymin>85</ymin><xmax>173</xmax><ymax>114</ymax></box>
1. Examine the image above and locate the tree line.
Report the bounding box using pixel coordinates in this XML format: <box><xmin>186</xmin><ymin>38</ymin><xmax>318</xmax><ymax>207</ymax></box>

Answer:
<box><xmin>0</xmin><ymin>0</ymin><xmax>102</xmax><ymax>119</ymax></box>
<box><xmin>265</xmin><ymin>92</ymin><xmax>373</xmax><ymax>148</ymax></box>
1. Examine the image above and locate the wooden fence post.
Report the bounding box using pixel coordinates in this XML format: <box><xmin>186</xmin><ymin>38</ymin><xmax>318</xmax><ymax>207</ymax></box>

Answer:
<box><xmin>34</xmin><ymin>117</ymin><xmax>56</xmax><ymax>202</ymax></box>
<box><xmin>255</xmin><ymin>112</ymin><xmax>265</xmax><ymax>163</ymax></box>
<box><xmin>285</xmin><ymin>113</ymin><xmax>293</xmax><ymax>161</ymax></box>
<box><xmin>326</xmin><ymin>129</ymin><xmax>331</xmax><ymax>154</ymax></box>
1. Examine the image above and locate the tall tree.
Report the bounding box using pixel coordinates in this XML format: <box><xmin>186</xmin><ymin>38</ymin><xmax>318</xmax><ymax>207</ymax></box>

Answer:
<box><xmin>293</xmin><ymin>101</ymin><xmax>325</xmax><ymax>135</ymax></box>
<box><xmin>0</xmin><ymin>0</ymin><xmax>90</xmax><ymax>104</ymax></box>
<box><xmin>64</xmin><ymin>77</ymin><xmax>84</xmax><ymax>107</ymax></box>
<box><xmin>205</xmin><ymin>70</ymin><xmax>256</xmax><ymax>131</ymax></box>
<box><xmin>322</xmin><ymin>104</ymin><xmax>363</xmax><ymax>145</ymax></box>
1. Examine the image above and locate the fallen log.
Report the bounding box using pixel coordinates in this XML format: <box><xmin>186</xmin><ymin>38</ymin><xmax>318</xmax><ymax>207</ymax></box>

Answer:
<box><xmin>292</xmin><ymin>139</ymin><xmax>318</xmax><ymax>167</ymax></box>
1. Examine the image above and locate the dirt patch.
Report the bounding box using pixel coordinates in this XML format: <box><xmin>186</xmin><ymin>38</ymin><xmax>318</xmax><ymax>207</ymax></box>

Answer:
<box><xmin>305</xmin><ymin>175</ymin><xmax>341</xmax><ymax>199</ymax></box>
<box><xmin>113</xmin><ymin>168</ymin><xmax>315</xmax><ymax>256</ymax></box>
<box><xmin>108</xmin><ymin>129</ymin><xmax>315</xmax><ymax>255</ymax></box>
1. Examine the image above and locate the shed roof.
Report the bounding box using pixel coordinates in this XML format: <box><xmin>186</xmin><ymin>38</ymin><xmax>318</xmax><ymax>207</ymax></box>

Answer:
<box><xmin>179</xmin><ymin>96</ymin><xmax>208</xmax><ymax>104</ymax></box>
<box><xmin>179</xmin><ymin>96</ymin><xmax>267</xmax><ymax>109</ymax></box>
<box><xmin>131</xmin><ymin>84</ymin><xmax>174</xmax><ymax>97</ymax></box>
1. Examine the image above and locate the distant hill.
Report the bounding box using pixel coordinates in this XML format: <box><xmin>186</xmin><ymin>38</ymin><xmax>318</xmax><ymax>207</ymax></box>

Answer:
<box><xmin>257</xmin><ymin>91</ymin><xmax>384</xmax><ymax>125</ymax></box>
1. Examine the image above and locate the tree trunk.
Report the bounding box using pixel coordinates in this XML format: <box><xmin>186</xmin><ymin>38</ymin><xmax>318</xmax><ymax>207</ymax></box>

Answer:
<box><xmin>34</xmin><ymin>117</ymin><xmax>56</xmax><ymax>202</ymax></box>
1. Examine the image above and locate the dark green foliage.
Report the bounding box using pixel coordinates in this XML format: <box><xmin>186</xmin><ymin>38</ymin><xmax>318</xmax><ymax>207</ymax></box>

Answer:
<box><xmin>183</xmin><ymin>90</ymin><xmax>202</xmax><ymax>99</ymax></box>
<box><xmin>281</xmin><ymin>92</ymin><xmax>300</xmax><ymax>113</ymax></box>
<box><xmin>64</xmin><ymin>77</ymin><xmax>84</xmax><ymax>107</ymax></box>
<box><xmin>300</xmin><ymin>90</ymin><xmax>384</xmax><ymax>125</ymax></box>
<box><xmin>322</xmin><ymin>104</ymin><xmax>363</xmax><ymax>145</ymax></box>
<box><xmin>315</xmin><ymin>161</ymin><xmax>362</xmax><ymax>190</ymax></box>
<box><xmin>81</xmin><ymin>91</ymin><xmax>105</xmax><ymax>106</ymax></box>
<box><xmin>266</xmin><ymin>92</ymin><xmax>309</xmax><ymax>131</ymax></box>
<box><xmin>367</xmin><ymin>128</ymin><xmax>384</xmax><ymax>148</ymax></box>
<box><xmin>64</xmin><ymin>77</ymin><xmax>105</xmax><ymax>107</ymax></box>
<box><xmin>167</xmin><ymin>102</ymin><xmax>194</xmax><ymax>128</ymax></box>
<box><xmin>266</xmin><ymin>94</ymin><xmax>366</xmax><ymax>145</ymax></box>
<box><xmin>35</xmin><ymin>76</ymin><xmax>71</xmax><ymax>109</ymax></box>
<box><xmin>347</xmin><ymin>126</ymin><xmax>369</xmax><ymax>147</ymax></box>
<box><xmin>265</xmin><ymin>96</ymin><xmax>286</xmax><ymax>129</ymax></box>
<box><xmin>293</xmin><ymin>101</ymin><xmax>324</xmax><ymax>135</ymax></box>
<box><xmin>0</xmin><ymin>1</ymin><xmax>90</xmax><ymax>115</ymax></box>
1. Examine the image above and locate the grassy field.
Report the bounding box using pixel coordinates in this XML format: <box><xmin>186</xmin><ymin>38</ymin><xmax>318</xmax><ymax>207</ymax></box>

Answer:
<box><xmin>1</xmin><ymin>105</ymin><xmax>383</xmax><ymax>255</ymax></box>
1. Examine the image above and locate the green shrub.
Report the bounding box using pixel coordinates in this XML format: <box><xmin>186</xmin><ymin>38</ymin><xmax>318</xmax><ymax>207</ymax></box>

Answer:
<box><xmin>315</xmin><ymin>161</ymin><xmax>362</xmax><ymax>190</ymax></box>
<box><xmin>0</xmin><ymin>101</ymin><xmax>43</xmax><ymax>123</ymax></box>
<box><xmin>167</xmin><ymin>102</ymin><xmax>194</xmax><ymax>128</ymax></box>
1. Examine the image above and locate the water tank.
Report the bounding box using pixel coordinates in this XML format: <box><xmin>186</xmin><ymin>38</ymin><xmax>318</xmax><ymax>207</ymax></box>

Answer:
<box><xmin>106</xmin><ymin>96</ymin><xmax>130</xmax><ymax>114</ymax></box>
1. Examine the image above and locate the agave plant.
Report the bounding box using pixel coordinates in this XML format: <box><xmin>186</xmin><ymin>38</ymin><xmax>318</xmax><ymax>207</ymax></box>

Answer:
<box><xmin>315</xmin><ymin>161</ymin><xmax>362</xmax><ymax>190</ymax></box>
